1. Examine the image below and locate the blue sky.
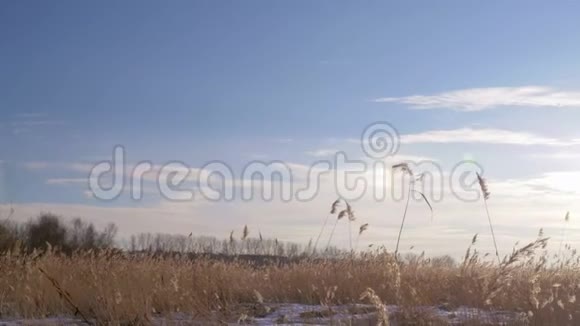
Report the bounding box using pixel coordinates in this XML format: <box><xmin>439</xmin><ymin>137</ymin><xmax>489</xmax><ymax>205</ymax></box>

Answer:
<box><xmin>2</xmin><ymin>1</ymin><xmax>580</xmax><ymax>257</ymax></box>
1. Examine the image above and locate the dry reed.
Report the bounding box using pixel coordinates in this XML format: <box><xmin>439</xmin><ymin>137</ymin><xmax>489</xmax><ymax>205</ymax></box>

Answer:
<box><xmin>0</xmin><ymin>236</ymin><xmax>578</xmax><ymax>324</ymax></box>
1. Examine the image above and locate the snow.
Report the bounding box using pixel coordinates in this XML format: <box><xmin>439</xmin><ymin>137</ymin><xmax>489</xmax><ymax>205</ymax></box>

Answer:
<box><xmin>0</xmin><ymin>304</ymin><xmax>527</xmax><ymax>325</ymax></box>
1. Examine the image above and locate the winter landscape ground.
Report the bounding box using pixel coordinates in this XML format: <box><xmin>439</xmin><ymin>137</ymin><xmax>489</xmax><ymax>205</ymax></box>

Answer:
<box><xmin>0</xmin><ymin>217</ymin><xmax>578</xmax><ymax>325</ymax></box>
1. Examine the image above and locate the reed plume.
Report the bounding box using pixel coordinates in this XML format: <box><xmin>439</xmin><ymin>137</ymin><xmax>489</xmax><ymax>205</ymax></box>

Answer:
<box><xmin>242</xmin><ymin>225</ymin><xmax>249</xmax><ymax>240</ymax></box>
<box><xmin>356</xmin><ymin>223</ymin><xmax>369</xmax><ymax>251</ymax></box>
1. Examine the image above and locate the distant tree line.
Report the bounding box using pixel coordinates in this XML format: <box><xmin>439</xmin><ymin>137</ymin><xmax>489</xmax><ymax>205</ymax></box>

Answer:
<box><xmin>0</xmin><ymin>212</ymin><xmax>459</xmax><ymax>265</ymax></box>
<box><xmin>0</xmin><ymin>213</ymin><xmax>117</xmax><ymax>253</ymax></box>
<box><xmin>0</xmin><ymin>213</ymin><xmax>342</xmax><ymax>257</ymax></box>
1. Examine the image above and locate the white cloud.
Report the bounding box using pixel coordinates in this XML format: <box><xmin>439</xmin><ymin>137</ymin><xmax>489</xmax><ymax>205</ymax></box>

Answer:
<box><xmin>9</xmin><ymin>113</ymin><xmax>65</xmax><ymax>135</ymax></box>
<box><xmin>400</xmin><ymin>128</ymin><xmax>580</xmax><ymax>146</ymax></box>
<box><xmin>23</xmin><ymin>161</ymin><xmax>94</xmax><ymax>172</ymax></box>
<box><xmin>46</xmin><ymin>178</ymin><xmax>88</xmax><ymax>185</ymax></box>
<box><xmin>492</xmin><ymin>171</ymin><xmax>580</xmax><ymax>199</ymax></box>
<box><xmin>374</xmin><ymin>86</ymin><xmax>580</xmax><ymax>111</ymax></box>
<box><xmin>23</xmin><ymin>161</ymin><xmax>202</xmax><ymax>181</ymax></box>
<box><xmin>23</xmin><ymin>161</ymin><xmax>52</xmax><ymax>170</ymax></box>
<box><xmin>529</xmin><ymin>152</ymin><xmax>580</xmax><ymax>160</ymax></box>
<box><xmin>5</xmin><ymin>166</ymin><xmax>580</xmax><ymax>257</ymax></box>
<box><xmin>305</xmin><ymin>149</ymin><xmax>339</xmax><ymax>157</ymax></box>
<box><xmin>11</xmin><ymin>120</ymin><xmax>64</xmax><ymax>127</ymax></box>
<box><xmin>4</xmin><ymin>177</ymin><xmax>580</xmax><ymax>258</ymax></box>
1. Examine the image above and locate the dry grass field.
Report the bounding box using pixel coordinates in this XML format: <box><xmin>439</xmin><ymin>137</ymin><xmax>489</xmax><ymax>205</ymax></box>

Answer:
<box><xmin>0</xmin><ymin>234</ymin><xmax>578</xmax><ymax>325</ymax></box>
<box><xmin>0</xmin><ymin>175</ymin><xmax>576</xmax><ymax>325</ymax></box>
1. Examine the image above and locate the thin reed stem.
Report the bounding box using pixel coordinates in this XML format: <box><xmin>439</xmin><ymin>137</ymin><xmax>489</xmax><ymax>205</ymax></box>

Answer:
<box><xmin>326</xmin><ymin>219</ymin><xmax>339</xmax><ymax>251</ymax></box>
<box><xmin>559</xmin><ymin>216</ymin><xmax>569</xmax><ymax>257</ymax></box>
<box><xmin>482</xmin><ymin>198</ymin><xmax>500</xmax><ymax>265</ymax></box>
<box><xmin>314</xmin><ymin>214</ymin><xmax>331</xmax><ymax>252</ymax></box>
<box><xmin>38</xmin><ymin>267</ymin><xmax>92</xmax><ymax>325</ymax></box>
<box><xmin>348</xmin><ymin>219</ymin><xmax>352</xmax><ymax>251</ymax></box>
<box><xmin>559</xmin><ymin>227</ymin><xmax>566</xmax><ymax>257</ymax></box>
<box><xmin>395</xmin><ymin>183</ymin><xmax>412</xmax><ymax>257</ymax></box>
<box><xmin>355</xmin><ymin>234</ymin><xmax>361</xmax><ymax>252</ymax></box>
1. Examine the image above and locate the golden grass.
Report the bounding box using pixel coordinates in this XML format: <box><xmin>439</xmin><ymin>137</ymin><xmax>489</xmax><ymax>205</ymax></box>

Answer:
<box><xmin>1</xmin><ymin>235</ymin><xmax>579</xmax><ymax>324</ymax></box>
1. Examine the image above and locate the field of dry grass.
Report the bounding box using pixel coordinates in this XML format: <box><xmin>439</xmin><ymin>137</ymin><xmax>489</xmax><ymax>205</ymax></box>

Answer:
<box><xmin>0</xmin><ymin>234</ymin><xmax>579</xmax><ymax>325</ymax></box>
<box><xmin>0</xmin><ymin>174</ymin><xmax>576</xmax><ymax>325</ymax></box>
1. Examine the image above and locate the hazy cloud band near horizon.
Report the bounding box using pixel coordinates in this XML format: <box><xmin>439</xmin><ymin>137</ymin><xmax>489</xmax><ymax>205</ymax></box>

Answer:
<box><xmin>374</xmin><ymin>86</ymin><xmax>580</xmax><ymax>111</ymax></box>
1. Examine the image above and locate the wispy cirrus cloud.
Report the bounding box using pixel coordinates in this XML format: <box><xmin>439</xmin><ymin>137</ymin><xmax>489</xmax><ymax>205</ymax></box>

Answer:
<box><xmin>400</xmin><ymin>128</ymin><xmax>580</xmax><ymax>146</ymax></box>
<box><xmin>11</xmin><ymin>120</ymin><xmax>64</xmax><ymax>128</ymax></box>
<box><xmin>305</xmin><ymin>148</ymin><xmax>339</xmax><ymax>157</ymax></box>
<box><xmin>23</xmin><ymin>161</ymin><xmax>94</xmax><ymax>172</ymax></box>
<box><xmin>46</xmin><ymin>178</ymin><xmax>89</xmax><ymax>185</ymax></box>
<box><xmin>528</xmin><ymin>152</ymin><xmax>580</xmax><ymax>160</ymax></box>
<box><xmin>374</xmin><ymin>86</ymin><xmax>580</xmax><ymax>111</ymax></box>
<box><xmin>492</xmin><ymin>171</ymin><xmax>580</xmax><ymax>199</ymax></box>
<box><xmin>9</xmin><ymin>112</ymin><xmax>65</xmax><ymax>135</ymax></box>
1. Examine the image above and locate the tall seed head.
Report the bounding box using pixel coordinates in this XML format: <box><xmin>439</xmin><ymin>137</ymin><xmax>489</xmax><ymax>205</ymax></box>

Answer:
<box><xmin>476</xmin><ymin>172</ymin><xmax>490</xmax><ymax>200</ymax></box>
<box><xmin>359</xmin><ymin>223</ymin><xmax>369</xmax><ymax>235</ymax></box>
<box><xmin>242</xmin><ymin>225</ymin><xmax>249</xmax><ymax>240</ymax></box>
<box><xmin>392</xmin><ymin>162</ymin><xmax>414</xmax><ymax>176</ymax></box>
<box><xmin>346</xmin><ymin>203</ymin><xmax>356</xmax><ymax>221</ymax></box>
<box><xmin>330</xmin><ymin>199</ymin><xmax>341</xmax><ymax>214</ymax></box>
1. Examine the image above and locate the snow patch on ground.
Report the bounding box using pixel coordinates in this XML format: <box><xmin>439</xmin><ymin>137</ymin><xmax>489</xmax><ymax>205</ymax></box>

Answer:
<box><xmin>0</xmin><ymin>303</ymin><xmax>527</xmax><ymax>325</ymax></box>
